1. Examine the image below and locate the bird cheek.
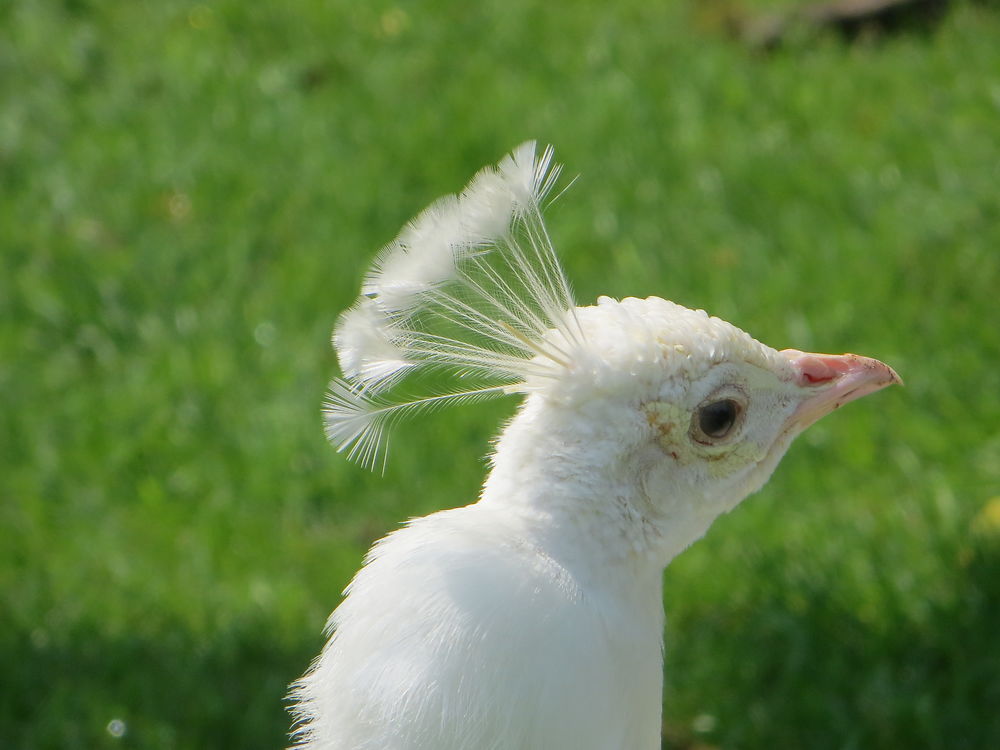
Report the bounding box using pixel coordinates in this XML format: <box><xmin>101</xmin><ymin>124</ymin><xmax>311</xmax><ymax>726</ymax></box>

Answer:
<box><xmin>696</xmin><ymin>440</ymin><xmax>768</xmax><ymax>482</ymax></box>
<box><xmin>655</xmin><ymin>433</ymin><xmax>685</xmax><ymax>464</ymax></box>
<box><xmin>642</xmin><ymin>401</ymin><xmax>689</xmax><ymax>463</ymax></box>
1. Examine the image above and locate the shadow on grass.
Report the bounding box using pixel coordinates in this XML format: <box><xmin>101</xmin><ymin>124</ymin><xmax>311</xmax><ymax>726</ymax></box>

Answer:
<box><xmin>664</xmin><ymin>536</ymin><xmax>1000</xmax><ymax>749</ymax></box>
<box><xmin>4</xmin><ymin>542</ymin><xmax>997</xmax><ymax>750</ymax></box>
<box><xmin>0</xmin><ymin>618</ymin><xmax>319</xmax><ymax>750</ymax></box>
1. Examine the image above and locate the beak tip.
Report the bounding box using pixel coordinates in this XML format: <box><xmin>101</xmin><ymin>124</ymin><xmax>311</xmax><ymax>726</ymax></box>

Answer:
<box><xmin>850</xmin><ymin>352</ymin><xmax>903</xmax><ymax>390</ymax></box>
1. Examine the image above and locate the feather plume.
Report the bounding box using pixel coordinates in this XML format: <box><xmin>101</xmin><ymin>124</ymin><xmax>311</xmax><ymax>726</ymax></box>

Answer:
<box><xmin>326</xmin><ymin>142</ymin><xmax>583</xmax><ymax>468</ymax></box>
<box><xmin>333</xmin><ymin>298</ymin><xmax>414</xmax><ymax>391</ymax></box>
<box><xmin>362</xmin><ymin>195</ymin><xmax>473</xmax><ymax>315</ymax></box>
<box><xmin>323</xmin><ymin>379</ymin><xmax>509</xmax><ymax>472</ymax></box>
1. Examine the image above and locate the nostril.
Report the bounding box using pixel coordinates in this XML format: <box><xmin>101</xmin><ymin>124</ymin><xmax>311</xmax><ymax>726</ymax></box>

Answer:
<box><xmin>792</xmin><ymin>355</ymin><xmax>847</xmax><ymax>387</ymax></box>
<box><xmin>780</xmin><ymin>349</ymin><xmax>859</xmax><ymax>387</ymax></box>
<box><xmin>801</xmin><ymin>371</ymin><xmax>836</xmax><ymax>385</ymax></box>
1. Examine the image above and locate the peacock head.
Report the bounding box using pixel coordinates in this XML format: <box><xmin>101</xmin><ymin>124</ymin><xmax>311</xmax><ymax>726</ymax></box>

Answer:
<box><xmin>510</xmin><ymin>294</ymin><xmax>900</xmax><ymax>529</ymax></box>
<box><xmin>323</xmin><ymin>141</ymin><xmax>899</xmax><ymax>537</ymax></box>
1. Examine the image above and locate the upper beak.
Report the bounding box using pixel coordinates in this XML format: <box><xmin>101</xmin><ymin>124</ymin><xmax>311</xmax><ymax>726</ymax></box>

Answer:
<box><xmin>780</xmin><ymin>349</ymin><xmax>902</xmax><ymax>432</ymax></box>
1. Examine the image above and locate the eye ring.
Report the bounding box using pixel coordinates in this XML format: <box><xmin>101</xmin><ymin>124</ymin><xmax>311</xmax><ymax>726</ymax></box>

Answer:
<box><xmin>691</xmin><ymin>397</ymin><xmax>745</xmax><ymax>445</ymax></box>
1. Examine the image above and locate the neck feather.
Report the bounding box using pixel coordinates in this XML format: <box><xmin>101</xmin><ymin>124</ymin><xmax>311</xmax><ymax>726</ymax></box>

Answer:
<box><xmin>477</xmin><ymin>395</ymin><xmax>709</xmax><ymax>582</ymax></box>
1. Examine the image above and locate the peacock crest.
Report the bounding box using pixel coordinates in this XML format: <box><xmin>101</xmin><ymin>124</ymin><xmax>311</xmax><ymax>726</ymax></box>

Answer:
<box><xmin>325</xmin><ymin>143</ymin><xmax>586</xmax><ymax>469</ymax></box>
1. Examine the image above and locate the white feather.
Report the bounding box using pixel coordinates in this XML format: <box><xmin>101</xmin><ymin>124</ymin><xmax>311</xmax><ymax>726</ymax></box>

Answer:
<box><xmin>498</xmin><ymin>141</ymin><xmax>561</xmax><ymax>211</ymax></box>
<box><xmin>333</xmin><ymin>298</ymin><xmax>413</xmax><ymax>391</ymax></box>
<box><xmin>362</xmin><ymin>195</ymin><xmax>470</xmax><ymax>315</ymax></box>
<box><xmin>324</xmin><ymin>142</ymin><xmax>581</xmax><ymax>469</ymax></box>
<box><xmin>322</xmin><ymin>378</ymin><xmax>507</xmax><ymax>472</ymax></box>
<box><xmin>459</xmin><ymin>167</ymin><xmax>516</xmax><ymax>242</ymax></box>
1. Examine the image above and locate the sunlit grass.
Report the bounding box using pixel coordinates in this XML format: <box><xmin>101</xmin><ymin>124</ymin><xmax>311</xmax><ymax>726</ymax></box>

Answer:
<box><xmin>3</xmin><ymin>1</ymin><xmax>999</xmax><ymax>748</ymax></box>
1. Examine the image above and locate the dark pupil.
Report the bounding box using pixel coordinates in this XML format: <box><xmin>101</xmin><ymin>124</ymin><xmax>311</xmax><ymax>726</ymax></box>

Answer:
<box><xmin>699</xmin><ymin>399</ymin><xmax>737</xmax><ymax>438</ymax></box>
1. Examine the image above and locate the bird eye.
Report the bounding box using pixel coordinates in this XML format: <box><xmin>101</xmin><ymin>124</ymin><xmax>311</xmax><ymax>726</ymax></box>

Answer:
<box><xmin>692</xmin><ymin>398</ymin><xmax>743</xmax><ymax>444</ymax></box>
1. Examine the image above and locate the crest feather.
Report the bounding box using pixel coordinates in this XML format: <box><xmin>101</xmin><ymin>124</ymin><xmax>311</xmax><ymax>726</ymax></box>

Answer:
<box><xmin>333</xmin><ymin>298</ymin><xmax>414</xmax><ymax>392</ymax></box>
<box><xmin>325</xmin><ymin>142</ymin><xmax>583</xmax><ymax>468</ymax></box>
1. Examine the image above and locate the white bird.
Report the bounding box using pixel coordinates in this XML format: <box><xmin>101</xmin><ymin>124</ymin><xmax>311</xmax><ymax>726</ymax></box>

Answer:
<box><xmin>289</xmin><ymin>143</ymin><xmax>900</xmax><ymax>750</ymax></box>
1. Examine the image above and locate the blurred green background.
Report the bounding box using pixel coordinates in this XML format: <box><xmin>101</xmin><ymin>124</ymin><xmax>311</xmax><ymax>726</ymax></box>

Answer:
<box><xmin>3</xmin><ymin>0</ymin><xmax>999</xmax><ymax>748</ymax></box>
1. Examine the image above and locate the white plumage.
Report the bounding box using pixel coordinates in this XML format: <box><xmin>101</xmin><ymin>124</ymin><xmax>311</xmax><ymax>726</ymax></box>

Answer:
<box><xmin>290</xmin><ymin>143</ymin><xmax>900</xmax><ymax>749</ymax></box>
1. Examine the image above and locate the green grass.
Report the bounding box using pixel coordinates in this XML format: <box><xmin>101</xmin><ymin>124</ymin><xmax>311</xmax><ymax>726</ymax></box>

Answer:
<box><xmin>3</xmin><ymin>1</ymin><xmax>1000</xmax><ymax>748</ymax></box>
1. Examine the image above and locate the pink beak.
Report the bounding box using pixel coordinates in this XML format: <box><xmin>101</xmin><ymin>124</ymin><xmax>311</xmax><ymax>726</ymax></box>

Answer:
<box><xmin>781</xmin><ymin>349</ymin><xmax>902</xmax><ymax>431</ymax></box>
